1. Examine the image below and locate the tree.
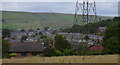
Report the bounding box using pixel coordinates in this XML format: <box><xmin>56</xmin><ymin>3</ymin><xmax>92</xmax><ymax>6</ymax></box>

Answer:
<box><xmin>20</xmin><ymin>29</ymin><xmax>26</xmax><ymax>32</ymax></box>
<box><xmin>40</xmin><ymin>34</ymin><xmax>47</xmax><ymax>39</ymax></box>
<box><xmin>2</xmin><ymin>40</ymin><xmax>10</xmax><ymax>58</ymax></box>
<box><xmin>103</xmin><ymin>20</ymin><xmax>120</xmax><ymax>54</ymax></box>
<box><xmin>20</xmin><ymin>35</ymin><xmax>27</xmax><ymax>42</ymax></box>
<box><xmin>64</xmin><ymin>49</ymin><xmax>74</xmax><ymax>56</ymax></box>
<box><xmin>44</xmin><ymin>46</ymin><xmax>55</xmax><ymax>57</ymax></box>
<box><xmin>77</xmin><ymin>43</ymin><xmax>89</xmax><ymax>52</ymax></box>
<box><xmin>84</xmin><ymin>35</ymin><xmax>89</xmax><ymax>40</ymax></box>
<box><xmin>38</xmin><ymin>32</ymin><xmax>42</xmax><ymax>35</ymax></box>
<box><xmin>70</xmin><ymin>24</ymin><xmax>81</xmax><ymax>33</ymax></box>
<box><xmin>54</xmin><ymin>50</ymin><xmax>62</xmax><ymax>56</ymax></box>
<box><xmin>2</xmin><ymin>29</ymin><xmax>11</xmax><ymax>38</ymax></box>
<box><xmin>44</xmin><ymin>27</ymin><xmax>49</xmax><ymax>31</ymax></box>
<box><xmin>37</xmin><ymin>28</ymin><xmax>40</xmax><ymax>30</ymax></box>
<box><xmin>44</xmin><ymin>37</ymin><xmax>54</xmax><ymax>47</ymax></box>
<box><xmin>113</xmin><ymin>17</ymin><xmax>120</xmax><ymax>22</ymax></box>
<box><xmin>44</xmin><ymin>46</ymin><xmax>62</xmax><ymax>57</ymax></box>
<box><xmin>63</xmin><ymin>19</ymin><xmax>112</xmax><ymax>34</ymax></box>
<box><xmin>54</xmin><ymin>34</ymin><xmax>71</xmax><ymax>52</ymax></box>
<box><xmin>52</xmin><ymin>30</ymin><xmax>58</xmax><ymax>34</ymax></box>
<box><xmin>2</xmin><ymin>19</ymin><xmax>6</xmax><ymax>22</ymax></box>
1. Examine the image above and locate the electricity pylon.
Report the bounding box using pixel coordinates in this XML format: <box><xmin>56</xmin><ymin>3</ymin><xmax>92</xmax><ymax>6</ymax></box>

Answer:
<box><xmin>71</xmin><ymin>0</ymin><xmax>97</xmax><ymax>43</ymax></box>
<box><xmin>74</xmin><ymin>0</ymin><xmax>97</xmax><ymax>25</ymax></box>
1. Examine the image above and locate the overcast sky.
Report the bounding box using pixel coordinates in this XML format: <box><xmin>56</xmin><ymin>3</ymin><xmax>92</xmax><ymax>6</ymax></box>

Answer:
<box><xmin>1</xmin><ymin>0</ymin><xmax>120</xmax><ymax>16</ymax></box>
<box><xmin>1</xmin><ymin>0</ymin><xmax>120</xmax><ymax>2</ymax></box>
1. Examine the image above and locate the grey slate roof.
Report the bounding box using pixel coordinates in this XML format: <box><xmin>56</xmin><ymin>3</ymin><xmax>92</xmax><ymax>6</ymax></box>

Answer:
<box><xmin>9</xmin><ymin>42</ymin><xmax>44</xmax><ymax>53</ymax></box>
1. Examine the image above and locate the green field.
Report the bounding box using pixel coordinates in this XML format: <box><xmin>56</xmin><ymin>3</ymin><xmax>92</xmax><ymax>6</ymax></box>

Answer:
<box><xmin>2</xmin><ymin>11</ymin><xmax>113</xmax><ymax>29</ymax></box>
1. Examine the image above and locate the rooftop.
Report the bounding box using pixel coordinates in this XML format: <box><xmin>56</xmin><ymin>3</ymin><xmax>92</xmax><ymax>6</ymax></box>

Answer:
<box><xmin>9</xmin><ymin>42</ymin><xmax>44</xmax><ymax>53</ymax></box>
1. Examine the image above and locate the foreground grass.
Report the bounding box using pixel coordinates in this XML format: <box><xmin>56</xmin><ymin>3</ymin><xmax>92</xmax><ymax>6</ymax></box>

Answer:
<box><xmin>2</xmin><ymin>55</ymin><xmax>120</xmax><ymax>63</ymax></box>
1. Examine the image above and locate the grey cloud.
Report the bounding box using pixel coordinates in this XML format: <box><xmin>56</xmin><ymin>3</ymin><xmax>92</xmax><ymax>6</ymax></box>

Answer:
<box><xmin>2</xmin><ymin>2</ymin><xmax>118</xmax><ymax>16</ymax></box>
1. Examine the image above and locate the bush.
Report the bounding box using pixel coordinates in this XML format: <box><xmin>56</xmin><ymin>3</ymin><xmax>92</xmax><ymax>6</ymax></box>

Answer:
<box><xmin>44</xmin><ymin>47</ymin><xmax>55</xmax><ymax>57</ymax></box>
<box><xmin>20</xmin><ymin>35</ymin><xmax>27</xmax><ymax>42</ymax></box>
<box><xmin>40</xmin><ymin>35</ymin><xmax>47</xmax><ymax>39</ymax></box>
<box><xmin>2</xmin><ymin>29</ymin><xmax>11</xmax><ymax>38</ymax></box>
<box><xmin>92</xmin><ymin>52</ymin><xmax>102</xmax><ymax>55</ymax></box>
<box><xmin>64</xmin><ymin>49</ymin><xmax>74</xmax><ymax>56</ymax></box>
<box><xmin>77</xmin><ymin>43</ymin><xmax>89</xmax><ymax>52</ymax></box>
<box><xmin>44</xmin><ymin>47</ymin><xmax>63</xmax><ymax>57</ymax></box>
<box><xmin>44</xmin><ymin>37</ymin><xmax>54</xmax><ymax>47</ymax></box>
<box><xmin>2</xmin><ymin>54</ymin><xmax>11</xmax><ymax>58</ymax></box>
<box><xmin>54</xmin><ymin>50</ymin><xmax>62</xmax><ymax>56</ymax></box>
<box><xmin>74</xmin><ymin>51</ymin><xmax>81</xmax><ymax>55</ymax></box>
<box><xmin>9</xmin><ymin>53</ymin><xmax>17</xmax><ymax>57</ymax></box>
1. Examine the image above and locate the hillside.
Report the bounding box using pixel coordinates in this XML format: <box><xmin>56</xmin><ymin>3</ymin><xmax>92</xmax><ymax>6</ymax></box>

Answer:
<box><xmin>2</xmin><ymin>11</ymin><xmax>113</xmax><ymax>29</ymax></box>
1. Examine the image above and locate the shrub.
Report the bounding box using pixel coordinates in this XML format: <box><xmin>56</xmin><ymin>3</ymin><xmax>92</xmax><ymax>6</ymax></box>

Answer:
<box><xmin>40</xmin><ymin>34</ymin><xmax>47</xmax><ymax>39</ymax></box>
<box><xmin>77</xmin><ymin>43</ymin><xmax>89</xmax><ymax>52</ymax></box>
<box><xmin>64</xmin><ymin>49</ymin><xmax>74</xmax><ymax>56</ymax></box>
<box><xmin>44</xmin><ymin>47</ymin><xmax>56</xmax><ymax>57</ymax></box>
<box><xmin>54</xmin><ymin>50</ymin><xmax>62</xmax><ymax>56</ymax></box>
<box><xmin>2</xmin><ymin>54</ymin><xmax>11</xmax><ymax>58</ymax></box>
<box><xmin>9</xmin><ymin>53</ymin><xmax>17</xmax><ymax>57</ymax></box>
<box><xmin>74</xmin><ymin>51</ymin><xmax>81</xmax><ymax>55</ymax></box>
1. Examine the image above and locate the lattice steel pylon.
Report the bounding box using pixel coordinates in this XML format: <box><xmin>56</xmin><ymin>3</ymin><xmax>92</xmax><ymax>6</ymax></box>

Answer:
<box><xmin>74</xmin><ymin>0</ymin><xmax>97</xmax><ymax>25</ymax></box>
<box><xmin>71</xmin><ymin>0</ymin><xmax>97</xmax><ymax>42</ymax></box>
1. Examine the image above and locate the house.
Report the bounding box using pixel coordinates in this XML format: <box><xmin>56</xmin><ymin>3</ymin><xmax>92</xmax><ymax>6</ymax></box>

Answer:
<box><xmin>97</xmin><ymin>27</ymin><xmax>107</xmax><ymax>33</ymax></box>
<box><xmin>89</xmin><ymin>45</ymin><xmax>104</xmax><ymax>52</ymax></box>
<box><xmin>87</xmin><ymin>39</ymin><xmax>94</xmax><ymax>45</ymax></box>
<box><xmin>9</xmin><ymin>42</ymin><xmax>45</xmax><ymax>58</ymax></box>
<box><xmin>25</xmin><ymin>37</ymin><xmax>38</xmax><ymax>42</ymax></box>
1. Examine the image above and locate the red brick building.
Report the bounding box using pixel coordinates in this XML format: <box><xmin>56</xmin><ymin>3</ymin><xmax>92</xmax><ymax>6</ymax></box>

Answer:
<box><xmin>89</xmin><ymin>45</ymin><xmax>104</xmax><ymax>52</ymax></box>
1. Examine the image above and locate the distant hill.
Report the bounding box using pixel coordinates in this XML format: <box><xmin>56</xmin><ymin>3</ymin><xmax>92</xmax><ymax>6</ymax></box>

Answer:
<box><xmin>2</xmin><ymin>11</ymin><xmax>113</xmax><ymax>29</ymax></box>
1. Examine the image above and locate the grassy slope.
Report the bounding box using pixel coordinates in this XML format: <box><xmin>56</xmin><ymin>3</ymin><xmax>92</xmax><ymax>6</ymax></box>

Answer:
<box><xmin>2</xmin><ymin>11</ymin><xmax>113</xmax><ymax>29</ymax></box>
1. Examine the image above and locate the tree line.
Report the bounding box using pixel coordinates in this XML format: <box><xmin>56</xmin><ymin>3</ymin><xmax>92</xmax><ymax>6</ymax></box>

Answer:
<box><xmin>62</xmin><ymin>19</ymin><xmax>113</xmax><ymax>34</ymax></box>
